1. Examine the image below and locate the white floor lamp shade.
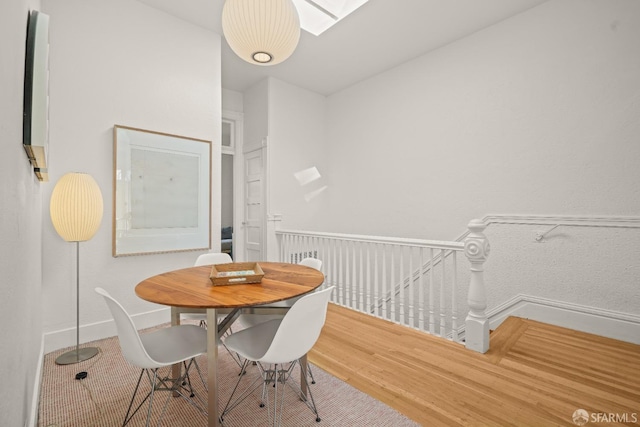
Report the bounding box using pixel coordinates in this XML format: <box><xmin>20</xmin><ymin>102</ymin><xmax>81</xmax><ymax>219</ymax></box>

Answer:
<box><xmin>222</xmin><ymin>0</ymin><xmax>301</xmax><ymax>66</ymax></box>
<box><xmin>50</xmin><ymin>172</ymin><xmax>103</xmax><ymax>242</ymax></box>
<box><xmin>50</xmin><ymin>172</ymin><xmax>103</xmax><ymax>365</ymax></box>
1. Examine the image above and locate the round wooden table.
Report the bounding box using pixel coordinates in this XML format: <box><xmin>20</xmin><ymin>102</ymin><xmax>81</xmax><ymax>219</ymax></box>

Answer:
<box><xmin>136</xmin><ymin>261</ymin><xmax>324</xmax><ymax>309</ymax></box>
<box><xmin>135</xmin><ymin>261</ymin><xmax>325</xmax><ymax>427</ymax></box>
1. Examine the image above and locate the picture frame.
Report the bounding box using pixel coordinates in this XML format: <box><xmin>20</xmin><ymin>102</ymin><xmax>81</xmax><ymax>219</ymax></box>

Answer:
<box><xmin>113</xmin><ymin>125</ymin><xmax>211</xmax><ymax>257</ymax></box>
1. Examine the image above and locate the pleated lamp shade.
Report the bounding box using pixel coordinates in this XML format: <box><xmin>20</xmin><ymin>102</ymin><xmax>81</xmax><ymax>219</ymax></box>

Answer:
<box><xmin>50</xmin><ymin>172</ymin><xmax>103</xmax><ymax>242</ymax></box>
<box><xmin>222</xmin><ymin>0</ymin><xmax>300</xmax><ymax>66</ymax></box>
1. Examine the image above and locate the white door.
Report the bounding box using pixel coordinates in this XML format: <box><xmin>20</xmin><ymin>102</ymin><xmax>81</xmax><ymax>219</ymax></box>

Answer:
<box><xmin>243</xmin><ymin>146</ymin><xmax>265</xmax><ymax>261</ymax></box>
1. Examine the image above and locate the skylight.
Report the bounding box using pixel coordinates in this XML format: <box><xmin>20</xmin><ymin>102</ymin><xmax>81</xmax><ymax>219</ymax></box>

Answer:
<box><xmin>291</xmin><ymin>0</ymin><xmax>370</xmax><ymax>36</ymax></box>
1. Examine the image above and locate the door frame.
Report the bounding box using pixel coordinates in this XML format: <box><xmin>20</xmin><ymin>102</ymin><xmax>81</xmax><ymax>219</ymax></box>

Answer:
<box><xmin>221</xmin><ymin>110</ymin><xmax>245</xmax><ymax>260</ymax></box>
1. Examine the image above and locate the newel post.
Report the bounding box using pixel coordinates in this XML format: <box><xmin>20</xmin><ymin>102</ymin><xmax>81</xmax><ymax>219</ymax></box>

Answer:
<box><xmin>464</xmin><ymin>219</ymin><xmax>491</xmax><ymax>353</ymax></box>
<box><xmin>266</xmin><ymin>213</ymin><xmax>283</xmax><ymax>262</ymax></box>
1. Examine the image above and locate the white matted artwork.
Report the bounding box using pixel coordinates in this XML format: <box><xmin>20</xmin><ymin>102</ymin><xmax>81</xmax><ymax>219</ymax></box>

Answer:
<box><xmin>113</xmin><ymin>125</ymin><xmax>211</xmax><ymax>256</ymax></box>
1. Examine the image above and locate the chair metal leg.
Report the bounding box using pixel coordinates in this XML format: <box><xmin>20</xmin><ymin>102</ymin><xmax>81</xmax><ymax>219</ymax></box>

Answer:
<box><xmin>122</xmin><ymin>359</ymin><xmax>208</xmax><ymax>427</ymax></box>
<box><xmin>221</xmin><ymin>359</ymin><xmax>322</xmax><ymax>426</ymax></box>
<box><xmin>221</xmin><ymin>359</ymin><xmax>266</xmax><ymax>421</ymax></box>
<box><xmin>123</xmin><ymin>369</ymin><xmax>150</xmax><ymax>426</ymax></box>
<box><xmin>280</xmin><ymin>360</ymin><xmax>321</xmax><ymax>423</ymax></box>
<box><xmin>144</xmin><ymin>369</ymin><xmax>158</xmax><ymax>427</ymax></box>
<box><xmin>297</xmin><ymin>363</ymin><xmax>321</xmax><ymax>422</ymax></box>
<box><xmin>161</xmin><ymin>359</ymin><xmax>209</xmax><ymax>418</ymax></box>
<box><xmin>308</xmin><ymin>364</ymin><xmax>316</xmax><ymax>384</ymax></box>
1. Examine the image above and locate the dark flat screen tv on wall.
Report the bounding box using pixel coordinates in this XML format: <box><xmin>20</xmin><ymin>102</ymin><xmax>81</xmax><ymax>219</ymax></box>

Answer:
<box><xmin>23</xmin><ymin>10</ymin><xmax>50</xmax><ymax>182</ymax></box>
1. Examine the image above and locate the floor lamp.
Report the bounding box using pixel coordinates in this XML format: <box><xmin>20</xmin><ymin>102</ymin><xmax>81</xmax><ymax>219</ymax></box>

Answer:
<box><xmin>50</xmin><ymin>172</ymin><xmax>103</xmax><ymax>365</ymax></box>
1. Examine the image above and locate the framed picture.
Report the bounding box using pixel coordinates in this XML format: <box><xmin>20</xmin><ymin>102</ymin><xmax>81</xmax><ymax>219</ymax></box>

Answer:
<box><xmin>113</xmin><ymin>125</ymin><xmax>211</xmax><ymax>257</ymax></box>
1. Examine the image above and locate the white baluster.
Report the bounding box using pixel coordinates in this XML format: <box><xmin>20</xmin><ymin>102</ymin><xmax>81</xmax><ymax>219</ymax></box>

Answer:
<box><xmin>366</xmin><ymin>243</ymin><xmax>371</xmax><ymax>314</ymax></box>
<box><xmin>451</xmin><ymin>251</ymin><xmax>459</xmax><ymax>342</ymax></box>
<box><xmin>399</xmin><ymin>246</ymin><xmax>405</xmax><ymax>325</ymax></box>
<box><xmin>382</xmin><ymin>246</ymin><xmax>387</xmax><ymax>320</ymax></box>
<box><xmin>284</xmin><ymin>234</ymin><xmax>293</xmax><ymax>262</ymax></box>
<box><xmin>291</xmin><ymin>234</ymin><xmax>297</xmax><ymax>263</ymax></box>
<box><xmin>302</xmin><ymin>235</ymin><xmax>307</xmax><ymax>261</ymax></box>
<box><xmin>338</xmin><ymin>241</ymin><xmax>344</xmax><ymax>306</ymax></box>
<box><xmin>464</xmin><ymin>219</ymin><xmax>491</xmax><ymax>353</ymax></box>
<box><xmin>346</xmin><ymin>241</ymin><xmax>352</xmax><ymax>309</ymax></box>
<box><xmin>358</xmin><ymin>243</ymin><xmax>364</xmax><ymax>311</ymax></box>
<box><xmin>320</xmin><ymin>237</ymin><xmax>326</xmax><ymax>292</ymax></box>
<box><xmin>419</xmin><ymin>247</ymin><xmax>425</xmax><ymax>330</ymax></box>
<box><xmin>429</xmin><ymin>248</ymin><xmax>435</xmax><ymax>334</ymax></box>
<box><xmin>304</xmin><ymin>235</ymin><xmax>309</xmax><ymax>261</ymax></box>
<box><xmin>408</xmin><ymin>247</ymin><xmax>414</xmax><ymax>328</ymax></box>
<box><xmin>351</xmin><ymin>242</ymin><xmax>357</xmax><ymax>310</ymax></box>
<box><xmin>329</xmin><ymin>239</ymin><xmax>340</xmax><ymax>303</ymax></box>
<box><xmin>284</xmin><ymin>232</ymin><xmax>288</xmax><ymax>262</ymax></box>
<box><xmin>374</xmin><ymin>243</ymin><xmax>380</xmax><ymax>317</ymax></box>
<box><xmin>390</xmin><ymin>246</ymin><xmax>395</xmax><ymax>321</ymax></box>
<box><xmin>439</xmin><ymin>249</ymin><xmax>446</xmax><ymax>337</ymax></box>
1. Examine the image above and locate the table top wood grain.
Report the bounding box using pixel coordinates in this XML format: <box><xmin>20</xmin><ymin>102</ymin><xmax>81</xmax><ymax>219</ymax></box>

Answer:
<box><xmin>135</xmin><ymin>261</ymin><xmax>325</xmax><ymax>309</ymax></box>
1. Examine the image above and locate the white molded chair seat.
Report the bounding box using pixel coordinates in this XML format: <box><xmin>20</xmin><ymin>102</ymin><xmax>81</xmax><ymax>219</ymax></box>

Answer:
<box><xmin>138</xmin><ymin>326</ymin><xmax>206</xmax><ymax>366</ymax></box>
<box><xmin>95</xmin><ymin>287</ymin><xmax>208</xmax><ymax>426</ymax></box>
<box><xmin>221</xmin><ymin>286</ymin><xmax>335</xmax><ymax>426</ymax></box>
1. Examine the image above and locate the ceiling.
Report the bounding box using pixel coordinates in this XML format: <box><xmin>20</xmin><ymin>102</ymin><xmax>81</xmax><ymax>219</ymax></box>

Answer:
<box><xmin>137</xmin><ymin>0</ymin><xmax>548</xmax><ymax>96</ymax></box>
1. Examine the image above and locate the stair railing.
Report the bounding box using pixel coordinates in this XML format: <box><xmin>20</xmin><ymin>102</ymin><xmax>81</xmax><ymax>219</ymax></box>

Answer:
<box><xmin>276</xmin><ymin>219</ymin><xmax>490</xmax><ymax>353</ymax></box>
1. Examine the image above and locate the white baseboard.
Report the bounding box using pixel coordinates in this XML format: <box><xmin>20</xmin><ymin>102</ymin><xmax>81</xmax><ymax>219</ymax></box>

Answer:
<box><xmin>43</xmin><ymin>307</ymin><xmax>171</xmax><ymax>354</ymax></box>
<box><xmin>28</xmin><ymin>335</ymin><xmax>44</xmax><ymax>427</ymax></box>
<box><xmin>487</xmin><ymin>294</ymin><xmax>640</xmax><ymax>345</ymax></box>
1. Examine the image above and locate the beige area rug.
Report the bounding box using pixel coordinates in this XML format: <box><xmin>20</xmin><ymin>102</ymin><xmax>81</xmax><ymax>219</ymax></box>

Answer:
<box><xmin>38</xmin><ymin>328</ymin><xmax>420</xmax><ymax>427</ymax></box>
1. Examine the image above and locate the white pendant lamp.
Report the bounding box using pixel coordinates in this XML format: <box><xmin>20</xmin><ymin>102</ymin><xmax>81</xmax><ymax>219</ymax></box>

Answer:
<box><xmin>222</xmin><ymin>0</ymin><xmax>301</xmax><ymax>66</ymax></box>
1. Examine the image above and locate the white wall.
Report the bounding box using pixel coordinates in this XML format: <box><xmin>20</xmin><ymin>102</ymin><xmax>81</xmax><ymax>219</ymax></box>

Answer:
<box><xmin>41</xmin><ymin>0</ymin><xmax>222</xmax><ymax>351</ymax></box>
<box><xmin>314</xmin><ymin>0</ymin><xmax>640</xmax><ymax>323</ymax></box>
<box><xmin>323</xmin><ymin>0</ymin><xmax>640</xmax><ymax>241</ymax></box>
<box><xmin>243</xmin><ymin>79</ymin><xmax>269</xmax><ymax>148</ymax></box>
<box><xmin>482</xmin><ymin>222</ymin><xmax>640</xmax><ymax>321</ymax></box>
<box><xmin>239</xmin><ymin>78</ymin><xmax>328</xmax><ymax>260</ymax></box>
<box><xmin>267</xmin><ymin>78</ymin><xmax>328</xmax><ymax>230</ymax></box>
<box><xmin>222</xmin><ymin>87</ymin><xmax>244</xmax><ymax>114</ymax></box>
<box><xmin>0</xmin><ymin>0</ymin><xmax>44</xmax><ymax>424</ymax></box>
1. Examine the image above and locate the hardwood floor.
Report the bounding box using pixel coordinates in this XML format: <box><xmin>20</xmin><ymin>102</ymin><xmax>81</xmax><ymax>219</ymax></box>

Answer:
<box><xmin>309</xmin><ymin>304</ymin><xmax>640</xmax><ymax>426</ymax></box>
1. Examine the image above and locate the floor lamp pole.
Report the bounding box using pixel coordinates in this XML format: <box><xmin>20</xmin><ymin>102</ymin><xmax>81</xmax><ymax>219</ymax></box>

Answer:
<box><xmin>55</xmin><ymin>241</ymin><xmax>99</xmax><ymax>365</ymax></box>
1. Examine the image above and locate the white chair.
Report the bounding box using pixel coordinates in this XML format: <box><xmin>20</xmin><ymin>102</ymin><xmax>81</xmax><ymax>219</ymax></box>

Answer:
<box><xmin>220</xmin><ymin>286</ymin><xmax>335</xmax><ymax>426</ymax></box>
<box><xmin>95</xmin><ymin>287</ymin><xmax>208</xmax><ymax>427</ymax></box>
<box><xmin>182</xmin><ymin>252</ymin><xmax>233</xmax><ymax>327</ymax></box>
<box><xmin>221</xmin><ymin>286</ymin><xmax>335</xmax><ymax>426</ymax></box>
<box><xmin>298</xmin><ymin>257</ymin><xmax>322</xmax><ymax>271</ymax></box>
<box><xmin>238</xmin><ymin>257</ymin><xmax>323</xmax><ymax>382</ymax></box>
